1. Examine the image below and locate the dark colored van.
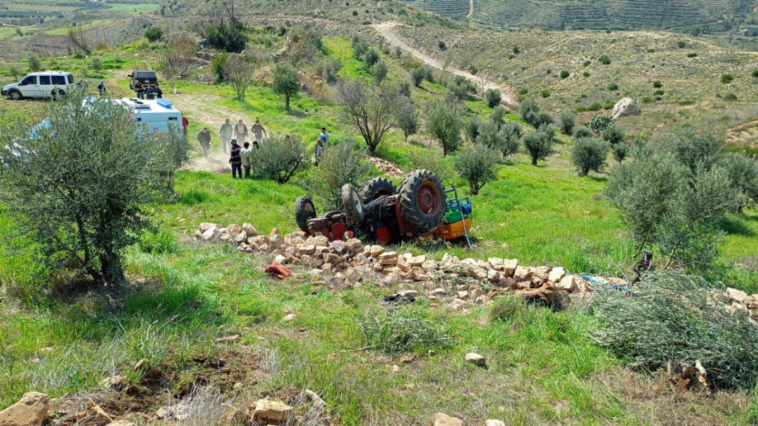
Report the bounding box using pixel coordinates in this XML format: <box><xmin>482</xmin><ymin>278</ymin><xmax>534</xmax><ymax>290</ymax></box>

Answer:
<box><xmin>128</xmin><ymin>70</ymin><xmax>158</xmax><ymax>91</ymax></box>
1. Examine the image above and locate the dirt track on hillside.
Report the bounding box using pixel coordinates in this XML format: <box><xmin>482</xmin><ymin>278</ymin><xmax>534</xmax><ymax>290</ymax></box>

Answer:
<box><xmin>372</xmin><ymin>21</ymin><xmax>518</xmax><ymax>106</ymax></box>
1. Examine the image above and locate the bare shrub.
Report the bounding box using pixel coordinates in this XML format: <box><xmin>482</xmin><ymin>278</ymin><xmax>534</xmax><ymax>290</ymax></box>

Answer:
<box><xmin>226</xmin><ymin>54</ymin><xmax>257</xmax><ymax>101</ymax></box>
<box><xmin>359</xmin><ymin>307</ymin><xmax>450</xmax><ymax>354</ymax></box>
<box><xmin>67</xmin><ymin>25</ymin><xmax>91</xmax><ymax>54</ymax></box>
<box><xmin>158</xmin><ymin>33</ymin><xmax>198</xmax><ymax>79</ymax></box>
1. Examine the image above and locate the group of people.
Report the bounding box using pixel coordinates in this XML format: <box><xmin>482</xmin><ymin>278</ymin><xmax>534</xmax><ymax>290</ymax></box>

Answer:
<box><xmin>196</xmin><ymin>119</ymin><xmax>332</xmax><ymax>179</ymax></box>
<box><xmin>134</xmin><ymin>81</ymin><xmax>163</xmax><ymax>100</ymax></box>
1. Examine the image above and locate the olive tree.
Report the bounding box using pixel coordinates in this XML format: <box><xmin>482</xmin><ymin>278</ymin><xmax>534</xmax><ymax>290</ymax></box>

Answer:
<box><xmin>395</xmin><ymin>96</ymin><xmax>419</xmax><ymax>142</ymax></box>
<box><xmin>335</xmin><ymin>79</ymin><xmax>401</xmax><ymax>155</ymax></box>
<box><xmin>272</xmin><ymin>62</ymin><xmax>301</xmax><ymax>108</ymax></box>
<box><xmin>722</xmin><ymin>152</ymin><xmax>758</xmax><ymax>212</ymax></box>
<box><xmin>523</xmin><ymin>127</ymin><xmax>554</xmax><ymax>165</ymax></box>
<box><xmin>454</xmin><ymin>144</ymin><xmax>499</xmax><ymax>195</ymax></box>
<box><xmin>0</xmin><ymin>91</ymin><xmax>187</xmax><ymax>286</ymax></box>
<box><xmin>500</xmin><ymin>122</ymin><xmax>522</xmax><ymax>158</ymax></box>
<box><xmin>425</xmin><ymin>99</ymin><xmax>462</xmax><ymax>156</ymax></box>
<box><xmin>307</xmin><ymin>142</ymin><xmax>371</xmax><ymax>209</ymax></box>
<box><xmin>484</xmin><ymin>88</ymin><xmax>502</xmax><ymax>108</ymax></box>
<box><xmin>570</xmin><ymin>137</ymin><xmax>608</xmax><ymax>176</ymax></box>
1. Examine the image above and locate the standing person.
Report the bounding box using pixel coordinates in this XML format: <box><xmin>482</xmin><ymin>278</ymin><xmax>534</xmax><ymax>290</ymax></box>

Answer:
<box><xmin>240</xmin><ymin>142</ymin><xmax>252</xmax><ymax>178</ymax></box>
<box><xmin>319</xmin><ymin>127</ymin><xmax>329</xmax><ymax>147</ymax></box>
<box><xmin>182</xmin><ymin>116</ymin><xmax>189</xmax><ymax>136</ymax></box>
<box><xmin>146</xmin><ymin>84</ymin><xmax>156</xmax><ymax>100</ymax></box>
<box><xmin>235</xmin><ymin>119</ymin><xmax>248</xmax><ymax>144</ymax></box>
<box><xmin>97</xmin><ymin>81</ymin><xmax>106</xmax><ymax>96</ymax></box>
<box><xmin>315</xmin><ymin>139</ymin><xmax>323</xmax><ymax>167</ymax></box>
<box><xmin>229</xmin><ymin>139</ymin><xmax>242</xmax><ymax>179</ymax></box>
<box><xmin>135</xmin><ymin>81</ymin><xmax>145</xmax><ymax>99</ymax></box>
<box><xmin>197</xmin><ymin>127</ymin><xmax>211</xmax><ymax>159</ymax></box>
<box><xmin>154</xmin><ymin>84</ymin><xmax>163</xmax><ymax>98</ymax></box>
<box><xmin>252</xmin><ymin>119</ymin><xmax>268</xmax><ymax>145</ymax></box>
<box><xmin>219</xmin><ymin>119</ymin><xmax>233</xmax><ymax>154</ymax></box>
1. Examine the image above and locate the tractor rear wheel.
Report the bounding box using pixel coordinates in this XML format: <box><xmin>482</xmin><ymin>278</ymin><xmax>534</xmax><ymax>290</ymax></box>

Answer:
<box><xmin>359</xmin><ymin>177</ymin><xmax>397</xmax><ymax>204</ymax></box>
<box><xmin>294</xmin><ymin>196</ymin><xmax>317</xmax><ymax>233</ymax></box>
<box><xmin>341</xmin><ymin>184</ymin><xmax>364</xmax><ymax>224</ymax></box>
<box><xmin>398</xmin><ymin>169</ymin><xmax>446</xmax><ymax>233</ymax></box>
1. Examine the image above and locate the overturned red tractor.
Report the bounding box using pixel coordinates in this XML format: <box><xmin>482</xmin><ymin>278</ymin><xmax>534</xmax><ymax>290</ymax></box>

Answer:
<box><xmin>294</xmin><ymin>169</ymin><xmax>473</xmax><ymax>244</ymax></box>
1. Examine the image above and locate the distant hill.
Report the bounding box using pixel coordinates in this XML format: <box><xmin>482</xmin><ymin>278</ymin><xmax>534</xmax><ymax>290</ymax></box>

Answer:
<box><xmin>401</xmin><ymin>0</ymin><xmax>757</xmax><ymax>32</ymax></box>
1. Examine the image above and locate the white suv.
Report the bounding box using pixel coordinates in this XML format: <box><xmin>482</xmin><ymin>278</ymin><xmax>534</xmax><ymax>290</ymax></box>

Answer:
<box><xmin>2</xmin><ymin>71</ymin><xmax>75</xmax><ymax>100</ymax></box>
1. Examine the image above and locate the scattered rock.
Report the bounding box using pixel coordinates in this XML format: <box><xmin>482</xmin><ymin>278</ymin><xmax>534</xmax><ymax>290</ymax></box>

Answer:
<box><xmin>201</xmin><ymin>226</ymin><xmax>219</xmax><ymax>242</ymax></box>
<box><xmin>391</xmin><ymin>365</ymin><xmax>401</xmax><ymax>373</ymax></box>
<box><xmin>253</xmin><ymin>399</ymin><xmax>292</xmax><ymax>423</ymax></box>
<box><xmin>282</xmin><ymin>314</ymin><xmax>297</xmax><ymax>322</ymax></box>
<box><xmin>465</xmin><ymin>352</ymin><xmax>486</xmax><ymax>366</ymax></box>
<box><xmin>379</xmin><ymin>251</ymin><xmax>398</xmax><ymax>265</ymax></box>
<box><xmin>304</xmin><ymin>389</ymin><xmax>326</xmax><ymax>411</ymax></box>
<box><xmin>556</xmin><ymin>275</ymin><xmax>576</xmax><ymax>292</ymax></box>
<box><xmin>727</xmin><ymin>288</ymin><xmax>749</xmax><ymax>304</ymax></box>
<box><xmin>370</xmin><ymin>245</ymin><xmax>385</xmax><ymax>257</ymax></box>
<box><xmin>242</xmin><ymin>223</ymin><xmax>258</xmax><ymax>236</ymax></box>
<box><xmin>215</xmin><ymin>335</ymin><xmax>240</xmax><ymax>343</ymax></box>
<box><xmin>502</xmin><ymin>258</ymin><xmax>518</xmax><ymax>276</ymax></box>
<box><xmin>0</xmin><ymin>392</ymin><xmax>49</xmax><ymax>426</ymax></box>
<box><xmin>85</xmin><ymin>402</ymin><xmax>113</xmax><ymax>424</ymax></box>
<box><xmin>486</xmin><ymin>420</ymin><xmax>506</xmax><ymax>426</ymax></box>
<box><xmin>548</xmin><ymin>267</ymin><xmax>566</xmax><ymax>283</ymax></box>
<box><xmin>227</xmin><ymin>224</ymin><xmax>242</xmax><ymax>237</ymax></box>
<box><xmin>434</xmin><ymin>412</ymin><xmax>463</xmax><ymax>426</ymax></box>
<box><xmin>198</xmin><ymin>222</ymin><xmax>217</xmax><ymax>232</ymax></box>
<box><xmin>513</xmin><ymin>266</ymin><xmax>531</xmax><ymax>281</ymax></box>
<box><xmin>109</xmin><ymin>421</ymin><xmax>136</xmax><ymax>426</ymax></box>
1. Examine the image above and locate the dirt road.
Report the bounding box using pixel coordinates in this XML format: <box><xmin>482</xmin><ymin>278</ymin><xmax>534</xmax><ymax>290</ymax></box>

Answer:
<box><xmin>466</xmin><ymin>0</ymin><xmax>474</xmax><ymax>18</ymax></box>
<box><xmin>372</xmin><ymin>21</ymin><xmax>518</xmax><ymax>106</ymax></box>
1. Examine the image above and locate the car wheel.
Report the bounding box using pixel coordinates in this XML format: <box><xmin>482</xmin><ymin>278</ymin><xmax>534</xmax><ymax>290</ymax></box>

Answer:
<box><xmin>9</xmin><ymin>90</ymin><xmax>21</xmax><ymax>101</ymax></box>
<box><xmin>51</xmin><ymin>90</ymin><xmax>65</xmax><ymax>101</ymax></box>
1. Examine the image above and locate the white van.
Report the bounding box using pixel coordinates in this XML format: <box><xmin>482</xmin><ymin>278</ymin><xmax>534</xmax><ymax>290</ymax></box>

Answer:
<box><xmin>2</xmin><ymin>71</ymin><xmax>75</xmax><ymax>100</ymax></box>
<box><xmin>113</xmin><ymin>98</ymin><xmax>183</xmax><ymax>134</ymax></box>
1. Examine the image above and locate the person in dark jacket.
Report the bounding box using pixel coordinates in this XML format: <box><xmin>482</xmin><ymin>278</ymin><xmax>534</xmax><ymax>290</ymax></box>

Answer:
<box><xmin>97</xmin><ymin>81</ymin><xmax>106</xmax><ymax>96</ymax></box>
<box><xmin>229</xmin><ymin>139</ymin><xmax>242</xmax><ymax>179</ymax></box>
<box><xmin>135</xmin><ymin>81</ymin><xmax>145</xmax><ymax>99</ymax></box>
<box><xmin>154</xmin><ymin>84</ymin><xmax>163</xmax><ymax>98</ymax></box>
<box><xmin>146</xmin><ymin>85</ymin><xmax>156</xmax><ymax>100</ymax></box>
<box><xmin>197</xmin><ymin>127</ymin><xmax>211</xmax><ymax>159</ymax></box>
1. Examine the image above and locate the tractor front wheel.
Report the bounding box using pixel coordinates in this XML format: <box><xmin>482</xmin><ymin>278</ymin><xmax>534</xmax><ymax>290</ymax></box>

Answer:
<box><xmin>341</xmin><ymin>184</ymin><xmax>365</xmax><ymax>224</ymax></box>
<box><xmin>294</xmin><ymin>196</ymin><xmax>317</xmax><ymax>233</ymax></box>
<box><xmin>398</xmin><ymin>169</ymin><xmax>446</xmax><ymax>233</ymax></box>
<box><xmin>359</xmin><ymin>177</ymin><xmax>397</xmax><ymax>204</ymax></box>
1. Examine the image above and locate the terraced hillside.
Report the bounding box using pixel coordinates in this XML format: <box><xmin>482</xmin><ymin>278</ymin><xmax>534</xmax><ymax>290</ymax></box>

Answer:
<box><xmin>402</xmin><ymin>0</ymin><xmax>757</xmax><ymax>31</ymax></box>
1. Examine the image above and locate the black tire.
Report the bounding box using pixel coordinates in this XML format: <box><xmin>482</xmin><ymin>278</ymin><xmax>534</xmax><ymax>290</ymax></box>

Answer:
<box><xmin>341</xmin><ymin>184</ymin><xmax>364</xmax><ymax>224</ymax></box>
<box><xmin>359</xmin><ymin>177</ymin><xmax>397</xmax><ymax>204</ymax></box>
<box><xmin>294</xmin><ymin>196</ymin><xmax>317</xmax><ymax>233</ymax></box>
<box><xmin>51</xmin><ymin>89</ymin><xmax>65</xmax><ymax>101</ymax></box>
<box><xmin>8</xmin><ymin>90</ymin><xmax>21</xmax><ymax>101</ymax></box>
<box><xmin>398</xmin><ymin>169</ymin><xmax>446</xmax><ymax>233</ymax></box>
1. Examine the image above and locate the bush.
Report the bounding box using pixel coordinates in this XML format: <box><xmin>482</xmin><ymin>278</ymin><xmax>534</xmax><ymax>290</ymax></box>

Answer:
<box><xmin>521</xmin><ymin>99</ymin><xmax>551</xmax><ymax>128</ymax></box>
<box><xmin>724</xmin><ymin>93</ymin><xmax>738</xmax><ymax>101</ymax></box>
<box><xmin>205</xmin><ymin>21</ymin><xmax>246</xmax><ymax>53</ymax></box>
<box><xmin>560</xmin><ymin>70</ymin><xmax>570</xmax><ymax>79</ymax></box>
<box><xmin>454</xmin><ymin>144</ymin><xmax>499</xmax><ymax>195</ymax></box>
<box><xmin>307</xmin><ymin>142</ymin><xmax>370</xmax><ymax>209</ymax></box>
<box><xmin>425</xmin><ymin>99</ymin><xmax>462</xmax><ymax>156</ymax></box>
<box><xmin>541</xmin><ymin>89</ymin><xmax>550</xmax><ymax>98</ymax></box>
<box><xmin>8</xmin><ymin>64</ymin><xmax>20</xmax><ymax>79</ymax></box>
<box><xmin>573</xmin><ymin>126</ymin><xmax>593</xmax><ymax>139</ymax></box>
<box><xmin>523</xmin><ymin>128</ymin><xmax>554</xmax><ymax>166</ymax></box>
<box><xmin>513</xmin><ymin>46</ymin><xmax>520</xmax><ymax>54</ymax></box>
<box><xmin>602</xmin><ymin>123</ymin><xmax>625</xmax><ymax>145</ymax></box>
<box><xmin>721</xmin><ymin>73</ymin><xmax>734</xmax><ymax>84</ymax></box>
<box><xmin>407</xmin><ymin>149</ymin><xmax>454</xmax><ymax>184</ymax></box>
<box><xmin>583</xmin><ymin>60</ymin><xmax>591</xmax><ymax>67</ymax></box>
<box><xmin>363</xmin><ymin>48</ymin><xmax>380</xmax><ymax>68</ymax></box>
<box><xmin>256</xmin><ymin>133</ymin><xmax>310</xmax><ymax>184</ymax></box>
<box><xmin>144</xmin><ymin>26</ymin><xmax>164</xmax><ymax>42</ymax></box>
<box><xmin>687</xmin><ymin>52</ymin><xmax>698</xmax><ymax>58</ymax></box>
<box><xmin>139</xmin><ymin>230</ymin><xmax>178</xmax><ymax>254</ymax></box>
<box><xmin>0</xmin><ymin>91</ymin><xmax>186</xmax><ymax>285</ymax></box>
<box><xmin>489</xmin><ymin>106</ymin><xmax>507</xmax><ymax>129</ymax></box>
<box><xmin>611</xmin><ymin>142</ymin><xmax>629</xmax><ymax>164</ymax></box>
<box><xmin>463</xmin><ymin>116</ymin><xmax>482</xmax><ymax>142</ymax></box>
<box><xmin>677</xmin><ymin>40</ymin><xmax>687</xmax><ymax>48</ymax></box>
<box><xmin>320</xmin><ymin>58</ymin><xmax>343</xmax><ymax>84</ymax></box>
<box><xmin>27</xmin><ymin>54</ymin><xmax>41</xmax><ymax>72</ymax></box>
<box><xmin>90</xmin><ymin>57</ymin><xmax>103</xmax><ymax>73</ymax></box>
<box><xmin>438</xmin><ymin>41</ymin><xmax>446</xmax><ymax>50</ymax></box>
<box><xmin>371</xmin><ymin>60</ymin><xmax>388</xmax><ymax>84</ymax></box>
<box><xmin>395</xmin><ymin>96</ymin><xmax>419</xmax><ymax>142</ymax></box>
<box><xmin>653</xmin><ymin>89</ymin><xmax>664</xmax><ymax>96</ymax></box>
<box><xmin>607</xmin><ymin>83</ymin><xmax>619</xmax><ymax>91</ymax></box>
<box><xmin>590</xmin><ymin>115</ymin><xmax>613</xmax><ymax>135</ymax></box>
<box><xmin>359</xmin><ymin>307</ymin><xmax>450</xmax><ymax>354</ymax></box>
<box><xmin>558</xmin><ymin>112</ymin><xmax>575</xmax><ymax>135</ymax></box>
<box><xmin>752</xmin><ymin>69</ymin><xmax>758</xmax><ymax>78</ymax></box>
<box><xmin>593</xmin><ymin>270</ymin><xmax>758</xmax><ymax>389</ymax></box>
<box><xmin>272</xmin><ymin>63</ymin><xmax>301</xmax><ymax>108</ymax></box>
<box><xmin>499</xmin><ymin>122</ymin><xmax>522</xmax><ymax>157</ymax></box>
<box><xmin>533</xmin><ymin>111</ymin><xmax>553</xmax><ymax>129</ymax></box>
<box><xmin>570</xmin><ymin>137</ymin><xmax>608</xmax><ymax>176</ymax></box>
<box><xmin>518</xmin><ymin>87</ymin><xmax>528</xmax><ymax>95</ymax></box>
<box><xmin>722</xmin><ymin>152</ymin><xmax>758</xmax><ymax>212</ymax></box>
<box><xmin>411</xmin><ymin>65</ymin><xmax>434</xmax><ymax>86</ymax></box>
<box><xmin>599</xmin><ymin>55</ymin><xmax>611</xmax><ymax>65</ymax></box>
<box><xmin>351</xmin><ymin>34</ymin><xmax>369</xmax><ymax>59</ymax></box>
<box><xmin>653</xmin><ymin>80</ymin><xmax>663</xmax><ymax>88</ymax></box>
<box><xmin>211</xmin><ymin>52</ymin><xmax>228</xmax><ymax>83</ymax></box>
<box><xmin>484</xmin><ymin>88</ymin><xmax>502</xmax><ymax>108</ymax></box>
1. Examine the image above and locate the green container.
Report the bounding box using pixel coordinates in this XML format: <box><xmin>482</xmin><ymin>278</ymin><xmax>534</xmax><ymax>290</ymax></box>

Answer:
<box><xmin>445</xmin><ymin>208</ymin><xmax>463</xmax><ymax>224</ymax></box>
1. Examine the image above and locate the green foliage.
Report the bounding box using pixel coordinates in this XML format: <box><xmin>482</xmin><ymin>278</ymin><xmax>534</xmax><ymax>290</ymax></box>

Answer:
<box><xmin>272</xmin><ymin>63</ymin><xmax>301</xmax><ymax>108</ymax></box>
<box><xmin>724</xmin><ymin>93</ymin><xmax>738</xmax><ymax>101</ymax></box>
<box><xmin>499</xmin><ymin>122</ymin><xmax>523</xmax><ymax>157</ymax></box>
<box><xmin>653</xmin><ymin>89</ymin><xmax>664</xmax><ymax>96</ymax></box>
<box><xmin>677</xmin><ymin>40</ymin><xmax>687</xmax><ymax>48</ymax></box>
<box><xmin>606</xmin><ymin>129</ymin><xmax>739</xmax><ymax>272</ymax></box>
<box><xmin>395</xmin><ymin>96</ymin><xmax>419</xmax><ymax>141</ymax></box>
<box><xmin>351</xmin><ymin>34</ymin><xmax>369</xmax><ymax>59</ymax></box>
<box><xmin>520</xmin><ymin>99</ymin><xmax>540</xmax><ymax>127</ymax></box>
<box><xmin>438</xmin><ymin>40</ymin><xmax>446</xmax><ymax>50</ymax></box>
<box><xmin>583</xmin><ymin>60</ymin><xmax>591</xmax><ymax>67</ymax></box>
<box><xmin>590</xmin><ymin>115</ymin><xmax>613</xmax><ymax>135</ymax></box>
<box><xmin>411</xmin><ymin>65</ymin><xmax>434</xmax><ymax>87</ymax></box>
<box><xmin>320</xmin><ymin>58</ymin><xmax>343</xmax><ymax>84</ymax></box>
<box><xmin>489</xmin><ymin>106</ymin><xmax>507</xmax><ymax>130</ymax></box>
<box><xmin>8</xmin><ymin>64</ymin><xmax>20</xmax><ymax>79</ymax></box>
<box><xmin>599</xmin><ymin>55</ymin><xmax>611</xmax><ymax>65</ymax></box>
<box><xmin>359</xmin><ymin>307</ymin><xmax>450</xmax><ymax>354</ymax></box>
<box><xmin>407</xmin><ymin>149</ymin><xmax>454</xmax><ymax>184</ymax></box>
<box><xmin>541</xmin><ymin>89</ymin><xmax>550</xmax><ymax>98</ymax></box>
<box><xmin>27</xmin><ymin>54</ymin><xmax>41</xmax><ymax>72</ymax></box>
<box><xmin>0</xmin><ymin>91</ymin><xmax>186</xmax><ymax>285</ymax></box>
<box><xmin>464</xmin><ymin>116</ymin><xmax>482</xmax><ymax>141</ymax></box>
<box><xmin>363</xmin><ymin>48</ymin><xmax>380</xmax><ymax>69</ymax></box>
<box><xmin>752</xmin><ymin>69</ymin><xmax>758</xmax><ymax>78</ymax></box>
<box><xmin>560</xmin><ymin>70</ymin><xmax>570</xmax><ymax>79</ymax></box>
<box><xmin>425</xmin><ymin>99</ymin><xmax>462</xmax><ymax>156</ymax></box>
<box><xmin>518</xmin><ymin>87</ymin><xmax>528</xmax><ymax>95</ymax></box>
<box><xmin>583</xmin><ymin>71</ymin><xmax>590</xmax><ymax>77</ymax></box>
<box><xmin>484</xmin><ymin>88</ymin><xmax>502</xmax><ymax>108</ymax></box>
<box><xmin>454</xmin><ymin>144</ymin><xmax>499</xmax><ymax>195</ymax></box>
<box><xmin>139</xmin><ymin>230</ymin><xmax>178</xmax><ymax>254</ymax></box>
<box><xmin>523</xmin><ymin>127</ymin><xmax>554</xmax><ymax>166</ymax></box>
<box><xmin>607</xmin><ymin>83</ymin><xmax>619</xmax><ymax>91</ymax></box>
<box><xmin>611</xmin><ymin>142</ymin><xmax>629</xmax><ymax>164</ymax></box>
<box><xmin>255</xmin><ymin>133</ymin><xmax>309</xmax><ymax>184</ymax></box>
<box><xmin>211</xmin><ymin>52</ymin><xmax>228</xmax><ymax>83</ymax></box>
<box><xmin>446</xmin><ymin>76</ymin><xmax>473</xmax><ymax>102</ymax></box>
<box><xmin>593</xmin><ymin>269</ymin><xmax>758</xmax><ymax>389</ymax></box>
<box><xmin>570</xmin><ymin>137</ymin><xmax>609</xmax><ymax>176</ymax></box>
<box><xmin>90</xmin><ymin>57</ymin><xmax>103</xmax><ymax>73</ymax></box>
<box><xmin>371</xmin><ymin>60</ymin><xmax>388</xmax><ymax>84</ymax></box>
<box><xmin>558</xmin><ymin>112</ymin><xmax>575</xmax><ymax>135</ymax></box>
<box><xmin>144</xmin><ymin>26</ymin><xmax>164</xmax><ymax>42</ymax></box>
<box><xmin>602</xmin><ymin>123</ymin><xmax>625</xmax><ymax>145</ymax></box>
<box><xmin>721</xmin><ymin>73</ymin><xmax>734</xmax><ymax>84</ymax></box>
<box><xmin>307</xmin><ymin>142</ymin><xmax>370</xmax><ymax>209</ymax></box>
<box><xmin>722</xmin><ymin>152</ymin><xmax>758</xmax><ymax>211</ymax></box>
<box><xmin>687</xmin><ymin>52</ymin><xmax>698</xmax><ymax>58</ymax></box>
<box><xmin>573</xmin><ymin>126</ymin><xmax>593</xmax><ymax>139</ymax></box>
<box><xmin>336</xmin><ymin>80</ymin><xmax>401</xmax><ymax>155</ymax></box>
<box><xmin>653</xmin><ymin>80</ymin><xmax>663</xmax><ymax>88</ymax></box>
<box><xmin>205</xmin><ymin>21</ymin><xmax>247</xmax><ymax>53</ymax></box>
<box><xmin>512</xmin><ymin>46</ymin><xmax>520</xmax><ymax>54</ymax></box>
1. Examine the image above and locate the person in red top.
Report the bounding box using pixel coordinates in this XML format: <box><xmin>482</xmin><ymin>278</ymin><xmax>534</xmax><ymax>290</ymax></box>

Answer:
<box><xmin>182</xmin><ymin>116</ymin><xmax>189</xmax><ymax>135</ymax></box>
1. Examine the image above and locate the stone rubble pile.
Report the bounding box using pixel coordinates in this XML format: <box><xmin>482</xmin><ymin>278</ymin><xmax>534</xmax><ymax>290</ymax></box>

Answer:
<box><xmin>364</xmin><ymin>156</ymin><xmax>404</xmax><ymax>178</ymax></box>
<box><xmin>196</xmin><ymin>222</ymin><xmax>758</xmax><ymax>322</ymax></box>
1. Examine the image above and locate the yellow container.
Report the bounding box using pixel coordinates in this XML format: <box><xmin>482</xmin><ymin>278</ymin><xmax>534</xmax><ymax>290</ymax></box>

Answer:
<box><xmin>436</xmin><ymin>217</ymin><xmax>472</xmax><ymax>240</ymax></box>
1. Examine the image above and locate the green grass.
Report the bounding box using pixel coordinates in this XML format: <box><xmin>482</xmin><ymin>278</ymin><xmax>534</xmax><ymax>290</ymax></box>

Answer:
<box><xmin>109</xmin><ymin>3</ymin><xmax>160</xmax><ymax>14</ymax></box>
<box><xmin>45</xmin><ymin>19</ymin><xmax>114</xmax><ymax>36</ymax></box>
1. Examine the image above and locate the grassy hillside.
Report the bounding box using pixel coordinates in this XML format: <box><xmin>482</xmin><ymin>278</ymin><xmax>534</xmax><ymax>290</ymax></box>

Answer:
<box><xmin>1</xmin><ymin>28</ymin><xmax>758</xmax><ymax>425</ymax></box>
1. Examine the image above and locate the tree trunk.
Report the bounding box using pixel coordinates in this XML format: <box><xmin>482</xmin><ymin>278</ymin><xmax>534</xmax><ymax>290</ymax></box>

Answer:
<box><xmin>442</xmin><ymin>139</ymin><xmax>448</xmax><ymax>156</ymax></box>
<box><xmin>531</xmin><ymin>156</ymin><xmax>537</xmax><ymax>166</ymax></box>
<box><xmin>285</xmin><ymin>94</ymin><xmax>290</xmax><ymax>108</ymax></box>
<box><xmin>100</xmin><ymin>253</ymin><xmax>125</xmax><ymax>285</ymax></box>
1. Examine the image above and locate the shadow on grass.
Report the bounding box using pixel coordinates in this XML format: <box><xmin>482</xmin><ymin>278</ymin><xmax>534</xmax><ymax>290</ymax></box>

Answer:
<box><xmin>719</xmin><ymin>217</ymin><xmax>755</xmax><ymax>237</ymax></box>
